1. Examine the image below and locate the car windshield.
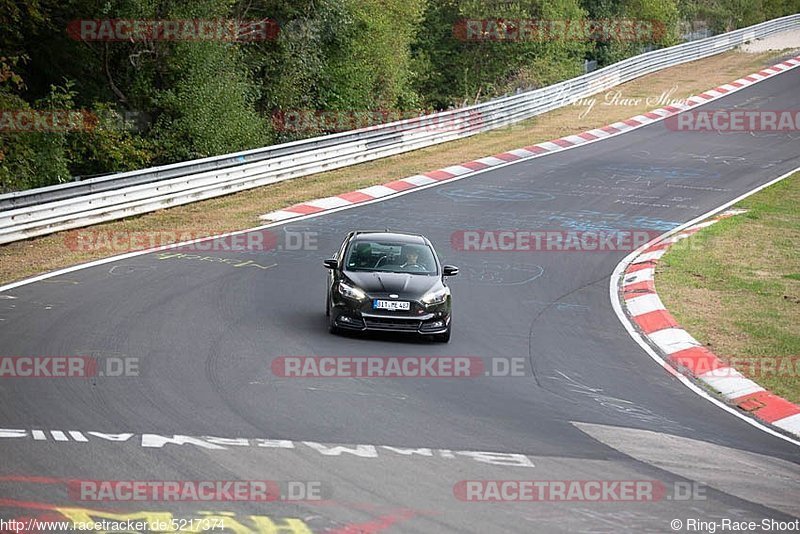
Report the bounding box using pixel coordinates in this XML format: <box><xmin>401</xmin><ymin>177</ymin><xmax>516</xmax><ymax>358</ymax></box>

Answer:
<box><xmin>345</xmin><ymin>241</ymin><xmax>438</xmax><ymax>275</ymax></box>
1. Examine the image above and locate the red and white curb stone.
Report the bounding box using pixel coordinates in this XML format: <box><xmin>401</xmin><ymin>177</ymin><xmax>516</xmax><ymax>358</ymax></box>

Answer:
<box><xmin>261</xmin><ymin>55</ymin><xmax>800</xmax><ymax>222</ymax></box>
<box><xmin>621</xmin><ymin>210</ymin><xmax>800</xmax><ymax>438</ymax></box>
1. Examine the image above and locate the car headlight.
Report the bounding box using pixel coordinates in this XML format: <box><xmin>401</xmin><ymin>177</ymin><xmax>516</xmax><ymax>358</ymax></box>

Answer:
<box><xmin>422</xmin><ymin>287</ymin><xmax>449</xmax><ymax>306</ymax></box>
<box><xmin>338</xmin><ymin>281</ymin><xmax>367</xmax><ymax>301</ymax></box>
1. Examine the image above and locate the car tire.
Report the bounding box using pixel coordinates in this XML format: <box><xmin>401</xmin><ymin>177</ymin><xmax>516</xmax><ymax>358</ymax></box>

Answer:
<box><xmin>434</xmin><ymin>324</ymin><xmax>451</xmax><ymax>343</ymax></box>
<box><xmin>327</xmin><ymin>301</ymin><xmax>340</xmax><ymax>335</ymax></box>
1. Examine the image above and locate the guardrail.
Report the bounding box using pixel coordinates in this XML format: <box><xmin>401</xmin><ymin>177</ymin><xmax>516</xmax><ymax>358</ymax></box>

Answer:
<box><xmin>1</xmin><ymin>14</ymin><xmax>798</xmax><ymax>244</ymax></box>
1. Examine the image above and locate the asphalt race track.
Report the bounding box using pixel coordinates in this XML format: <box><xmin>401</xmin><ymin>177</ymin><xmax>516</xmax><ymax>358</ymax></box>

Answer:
<box><xmin>1</xmin><ymin>62</ymin><xmax>799</xmax><ymax>533</ymax></box>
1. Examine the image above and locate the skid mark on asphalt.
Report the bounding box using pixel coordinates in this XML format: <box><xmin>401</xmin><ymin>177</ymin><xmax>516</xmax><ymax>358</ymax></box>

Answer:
<box><xmin>522</xmin><ymin>299</ymin><xmax>590</xmax><ymax>312</ymax></box>
<box><xmin>247</xmin><ymin>378</ymin><xmax>411</xmax><ymax>402</ymax></box>
<box><xmin>547</xmin><ymin>372</ymin><xmax>693</xmax><ymax>433</ymax></box>
<box><xmin>302</xmin><ymin>386</ymin><xmax>409</xmax><ymax>401</ymax></box>
<box><xmin>457</xmin><ymin>261</ymin><xmax>544</xmax><ymax>286</ymax></box>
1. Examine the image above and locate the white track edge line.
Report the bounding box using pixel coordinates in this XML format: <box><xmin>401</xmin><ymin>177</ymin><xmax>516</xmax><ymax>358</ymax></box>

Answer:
<box><xmin>610</xmin><ymin>166</ymin><xmax>800</xmax><ymax>447</ymax></box>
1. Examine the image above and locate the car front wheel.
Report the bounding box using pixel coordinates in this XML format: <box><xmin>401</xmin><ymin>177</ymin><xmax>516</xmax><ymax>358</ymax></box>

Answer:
<box><xmin>433</xmin><ymin>323</ymin><xmax>451</xmax><ymax>343</ymax></box>
<box><xmin>327</xmin><ymin>300</ymin><xmax>340</xmax><ymax>334</ymax></box>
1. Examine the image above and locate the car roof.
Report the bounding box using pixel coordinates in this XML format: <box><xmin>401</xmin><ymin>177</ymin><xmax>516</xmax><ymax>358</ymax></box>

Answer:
<box><xmin>350</xmin><ymin>232</ymin><xmax>428</xmax><ymax>245</ymax></box>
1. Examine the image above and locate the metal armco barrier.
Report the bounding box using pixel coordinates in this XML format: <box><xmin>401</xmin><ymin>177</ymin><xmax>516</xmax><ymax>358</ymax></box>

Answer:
<box><xmin>1</xmin><ymin>14</ymin><xmax>798</xmax><ymax>244</ymax></box>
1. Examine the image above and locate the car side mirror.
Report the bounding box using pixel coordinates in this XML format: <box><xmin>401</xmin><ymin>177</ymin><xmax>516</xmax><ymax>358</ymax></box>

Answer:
<box><xmin>323</xmin><ymin>258</ymin><xmax>338</xmax><ymax>270</ymax></box>
<box><xmin>443</xmin><ymin>265</ymin><xmax>459</xmax><ymax>277</ymax></box>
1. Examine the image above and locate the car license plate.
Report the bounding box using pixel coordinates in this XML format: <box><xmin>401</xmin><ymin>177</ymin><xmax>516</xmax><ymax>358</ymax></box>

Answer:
<box><xmin>373</xmin><ymin>299</ymin><xmax>410</xmax><ymax>311</ymax></box>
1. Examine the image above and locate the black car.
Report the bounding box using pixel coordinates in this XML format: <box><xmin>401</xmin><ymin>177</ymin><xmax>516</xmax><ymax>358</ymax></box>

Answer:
<box><xmin>324</xmin><ymin>231</ymin><xmax>458</xmax><ymax>342</ymax></box>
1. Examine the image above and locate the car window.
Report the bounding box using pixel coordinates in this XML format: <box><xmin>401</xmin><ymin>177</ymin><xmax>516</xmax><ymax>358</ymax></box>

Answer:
<box><xmin>345</xmin><ymin>241</ymin><xmax>437</xmax><ymax>274</ymax></box>
<box><xmin>336</xmin><ymin>235</ymin><xmax>350</xmax><ymax>261</ymax></box>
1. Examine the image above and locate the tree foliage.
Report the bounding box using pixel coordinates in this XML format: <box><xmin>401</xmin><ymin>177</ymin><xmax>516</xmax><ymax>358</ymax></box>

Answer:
<box><xmin>1</xmin><ymin>0</ymin><xmax>797</xmax><ymax>192</ymax></box>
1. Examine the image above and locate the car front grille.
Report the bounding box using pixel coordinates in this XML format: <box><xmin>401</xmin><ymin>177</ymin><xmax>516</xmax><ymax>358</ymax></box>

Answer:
<box><xmin>363</xmin><ymin>317</ymin><xmax>421</xmax><ymax>332</ymax></box>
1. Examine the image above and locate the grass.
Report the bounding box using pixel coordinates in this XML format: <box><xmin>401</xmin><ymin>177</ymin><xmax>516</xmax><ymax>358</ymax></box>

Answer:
<box><xmin>658</xmin><ymin>173</ymin><xmax>800</xmax><ymax>403</ymax></box>
<box><xmin>0</xmin><ymin>49</ymin><xmax>793</xmax><ymax>286</ymax></box>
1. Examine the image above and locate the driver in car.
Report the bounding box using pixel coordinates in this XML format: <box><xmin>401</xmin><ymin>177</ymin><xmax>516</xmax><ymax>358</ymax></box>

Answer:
<box><xmin>401</xmin><ymin>248</ymin><xmax>424</xmax><ymax>270</ymax></box>
<box><xmin>353</xmin><ymin>243</ymin><xmax>373</xmax><ymax>268</ymax></box>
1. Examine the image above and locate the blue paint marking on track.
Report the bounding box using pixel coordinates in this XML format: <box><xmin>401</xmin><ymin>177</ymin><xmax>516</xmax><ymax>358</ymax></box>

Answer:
<box><xmin>438</xmin><ymin>188</ymin><xmax>556</xmax><ymax>203</ymax></box>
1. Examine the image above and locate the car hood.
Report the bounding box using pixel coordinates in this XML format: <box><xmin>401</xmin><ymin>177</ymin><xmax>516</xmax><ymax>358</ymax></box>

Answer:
<box><xmin>345</xmin><ymin>271</ymin><xmax>439</xmax><ymax>298</ymax></box>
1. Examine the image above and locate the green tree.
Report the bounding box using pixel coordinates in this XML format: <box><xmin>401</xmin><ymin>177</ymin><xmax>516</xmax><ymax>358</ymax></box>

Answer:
<box><xmin>0</xmin><ymin>83</ymin><xmax>72</xmax><ymax>192</ymax></box>
<box><xmin>582</xmin><ymin>0</ymin><xmax>680</xmax><ymax>66</ymax></box>
<box><xmin>413</xmin><ymin>0</ymin><xmax>589</xmax><ymax>109</ymax></box>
